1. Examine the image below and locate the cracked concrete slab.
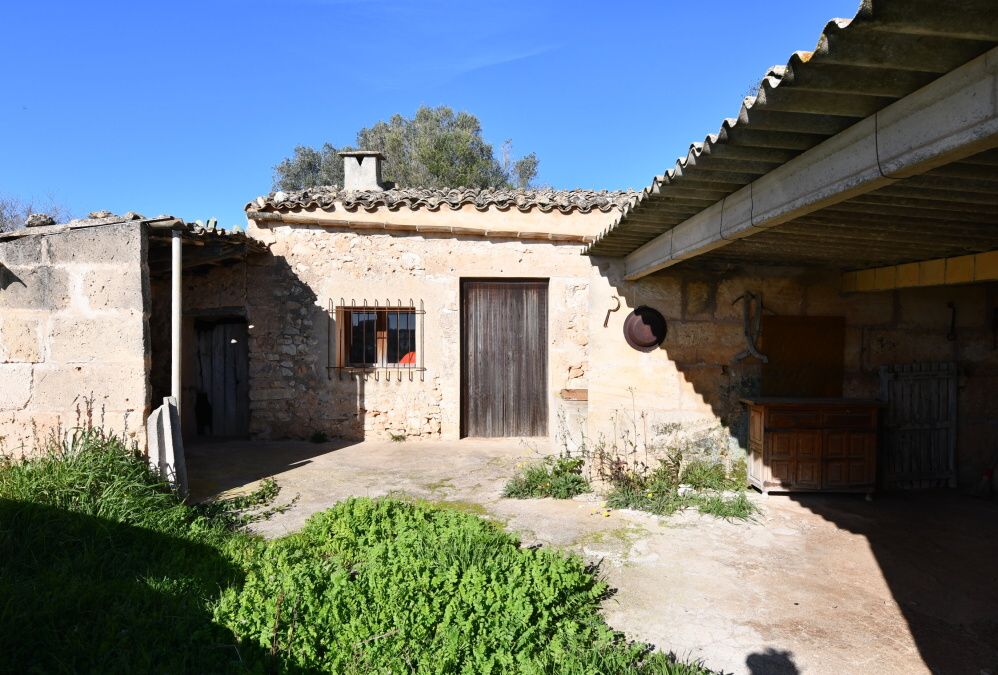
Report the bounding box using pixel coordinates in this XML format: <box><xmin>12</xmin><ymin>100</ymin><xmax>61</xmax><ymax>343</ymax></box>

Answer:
<box><xmin>187</xmin><ymin>439</ymin><xmax>998</xmax><ymax>675</ymax></box>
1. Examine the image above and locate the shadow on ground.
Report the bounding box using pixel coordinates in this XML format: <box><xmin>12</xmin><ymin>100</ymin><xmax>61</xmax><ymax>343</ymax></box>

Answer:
<box><xmin>745</xmin><ymin>647</ymin><xmax>799</xmax><ymax>674</ymax></box>
<box><xmin>0</xmin><ymin>498</ymin><xmax>314</xmax><ymax>673</ymax></box>
<box><xmin>187</xmin><ymin>438</ymin><xmax>358</xmax><ymax>500</ymax></box>
<box><xmin>790</xmin><ymin>491</ymin><xmax>998</xmax><ymax>674</ymax></box>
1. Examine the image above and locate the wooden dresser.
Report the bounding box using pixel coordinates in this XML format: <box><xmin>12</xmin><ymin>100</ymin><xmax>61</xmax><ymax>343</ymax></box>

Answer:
<box><xmin>742</xmin><ymin>398</ymin><xmax>881</xmax><ymax>494</ymax></box>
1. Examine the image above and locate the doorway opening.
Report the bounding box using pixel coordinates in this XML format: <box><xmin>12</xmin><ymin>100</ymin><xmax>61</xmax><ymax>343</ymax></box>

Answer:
<box><xmin>193</xmin><ymin>318</ymin><xmax>250</xmax><ymax>438</ymax></box>
<box><xmin>460</xmin><ymin>279</ymin><xmax>548</xmax><ymax>437</ymax></box>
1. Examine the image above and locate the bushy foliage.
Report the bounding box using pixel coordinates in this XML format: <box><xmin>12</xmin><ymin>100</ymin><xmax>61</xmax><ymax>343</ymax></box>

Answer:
<box><xmin>503</xmin><ymin>456</ymin><xmax>591</xmax><ymax>499</ymax></box>
<box><xmin>1</xmin><ymin>428</ymin><xmax>710</xmax><ymax>674</ymax></box>
<box><xmin>0</xmin><ymin>427</ymin><xmax>273</xmax><ymax>672</ymax></box>
<box><xmin>217</xmin><ymin>497</ymin><xmax>704</xmax><ymax>674</ymax></box>
<box><xmin>605</xmin><ymin>458</ymin><xmax>755</xmax><ymax>521</ymax></box>
<box><xmin>273</xmin><ymin>105</ymin><xmax>539</xmax><ymax>191</ymax></box>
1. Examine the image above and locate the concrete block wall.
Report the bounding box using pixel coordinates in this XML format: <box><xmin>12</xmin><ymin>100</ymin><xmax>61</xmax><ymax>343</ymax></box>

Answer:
<box><xmin>0</xmin><ymin>223</ymin><xmax>149</xmax><ymax>454</ymax></box>
<box><xmin>588</xmin><ymin>259</ymin><xmax>998</xmax><ymax>487</ymax></box>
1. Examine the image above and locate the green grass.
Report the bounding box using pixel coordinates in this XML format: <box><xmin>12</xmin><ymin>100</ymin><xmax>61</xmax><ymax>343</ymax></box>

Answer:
<box><xmin>606</xmin><ymin>483</ymin><xmax>755</xmax><ymax>520</ymax></box>
<box><xmin>0</xmin><ymin>428</ymin><xmax>711</xmax><ymax>674</ymax></box>
<box><xmin>679</xmin><ymin>460</ymin><xmax>731</xmax><ymax>491</ymax></box>
<box><xmin>606</xmin><ymin>458</ymin><xmax>756</xmax><ymax>521</ymax></box>
<box><xmin>503</xmin><ymin>456</ymin><xmax>591</xmax><ymax>499</ymax></box>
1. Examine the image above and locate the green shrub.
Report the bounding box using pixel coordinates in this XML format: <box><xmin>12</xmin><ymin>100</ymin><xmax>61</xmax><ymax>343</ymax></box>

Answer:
<box><xmin>0</xmin><ymin>427</ymin><xmax>276</xmax><ymax>673</ymax></box>
<box><xmin>1</xmin><ymin>428</ymin><xmax>711</xmax><ymax>674</ymax></box>
<box><xmin>503</xmin><ymin>456</ymin><xmax>590</xmax><ymax>499</ymax></box>
<box><xmin>216</xmin><ymin>496</ymin><xmax>706</xmax><ymax>674</ymax></box>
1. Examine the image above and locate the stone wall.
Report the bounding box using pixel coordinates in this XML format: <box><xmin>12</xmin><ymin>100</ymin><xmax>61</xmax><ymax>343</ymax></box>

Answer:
<box><xmin>242</xmin><ymin>220</ymin><xmax>597</xmax><ymax>442</ymax></box>
<box><xmin>587</xmin><ymin>259</ymin><xmax>998</xmax><ymax>487</ymax></box>
<box><xmin>0</xmin><ymin>223</ymin><xmax>149</xmax><ymax>453</ymax></box>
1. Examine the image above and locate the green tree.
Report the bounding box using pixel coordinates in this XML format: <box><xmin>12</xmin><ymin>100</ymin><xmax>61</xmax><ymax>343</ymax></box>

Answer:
<box><xmin>273</xmin><ymin>106</ymin><xmax>539</xmax><ymax>191</ymax></box>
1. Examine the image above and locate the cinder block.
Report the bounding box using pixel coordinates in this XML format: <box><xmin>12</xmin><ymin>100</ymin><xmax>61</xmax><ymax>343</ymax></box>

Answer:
<box><xmin>82</xmin><ymin>266</ymin><xmax>144</xmax><ymax>311</ymax></box>
<box><xmin>49</xmin><ymin>314</ymin><xmax>147</xmax><ymax>363</ymax></box>
<box><xmin>0</xmin><ymin>364</ymin><xmax>32</xmax><ymax>411</ymax></box>
<box><xmin>632</xmin><ymin>274</ymin><xmax>682</xmax><ymax>319</ymax></box>
<box><xmin>0</xmin><ymin>236</ymin><xmax>43</xmax><ymax>266</ymax></box>
<box><xmin>0</xmin><ymin>267</ymin><xmax>70</xmax><ymax>310</ymax></box>
<box><xmin>682</xmin><ymin>279</ymin><xmax>715</xmax><ymax>320</ymax></box>
<box><xmin>0</xmin><ymin>317</ymin><xmax>42</xmax><ymax>363</ymax></box>
<box><xmin>761</xmin><ymin>276</ymin><xmax>805</xmax><ymax>315</ymax></box>
<box><xmin>45</xmin><ymin>222</ymin><xmax>142</xmax><ymax>265</ymax></box>
<box><xmin>31</xmin><ymin>361</ymin><xmax>147</xmax><ymax>410</ymax></box>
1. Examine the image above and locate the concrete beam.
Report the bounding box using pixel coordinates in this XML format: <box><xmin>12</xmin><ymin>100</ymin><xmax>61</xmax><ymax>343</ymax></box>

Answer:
<box><xmin>625</xmin><ymin>46</ymin><xmax>998</xmax><ymax>280</ymax></box>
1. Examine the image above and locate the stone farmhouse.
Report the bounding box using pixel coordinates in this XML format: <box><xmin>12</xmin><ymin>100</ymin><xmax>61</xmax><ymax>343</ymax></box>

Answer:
<box><xmin>2</xmin><ymin>0</ymin><xmax>997</xmax><ymax>494</ymax></box>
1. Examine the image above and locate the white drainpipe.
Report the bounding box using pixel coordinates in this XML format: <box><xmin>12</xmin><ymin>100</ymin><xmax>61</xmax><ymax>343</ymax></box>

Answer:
<box><xmin>171</xmin><ymin>228</ymin><xmax>182</xmax><ymax>413</ymax></box>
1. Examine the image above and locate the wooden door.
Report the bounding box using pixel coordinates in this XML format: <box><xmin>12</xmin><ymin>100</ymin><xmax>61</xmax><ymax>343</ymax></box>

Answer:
<box><xmin>461</xmin><ymin>280</ymin><xmax>548</xmax><ymax>437</ymax></box>
<box><xmin>195</xmin><ymin>319</ymin><xmax>250</xmax><ymax>437</ymax></box>
<box><xmin>879</xmin><ymin>362</ymin><xmax>957</xmax><ymax>488</ymax></box>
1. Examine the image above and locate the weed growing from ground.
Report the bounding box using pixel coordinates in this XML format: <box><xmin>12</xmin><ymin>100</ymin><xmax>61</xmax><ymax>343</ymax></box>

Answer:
<box><xmin>605</xmin><ymin>459</ymin><xmax>755</xmax><ymax>521</ymax></box>
<box><xmin>503</xmin><ymin>456</ymin><xmax>591</xmax><ymax>499</ymax></box>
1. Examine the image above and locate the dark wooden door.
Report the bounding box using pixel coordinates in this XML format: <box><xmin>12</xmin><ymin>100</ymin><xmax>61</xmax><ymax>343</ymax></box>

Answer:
<box><xmin>195</xmin><ymin>319</ymin><xmax>250</xmax><ymax>437</ymax></box>
<box><xmin>461</xmin><ymin>280</ymin><xmax>548</xmax><ymax>437</ymax></box>
<box><xmin>879</xmin><ymin>362</ymin><xmax>958</xmax><ymax>488</ymax></box>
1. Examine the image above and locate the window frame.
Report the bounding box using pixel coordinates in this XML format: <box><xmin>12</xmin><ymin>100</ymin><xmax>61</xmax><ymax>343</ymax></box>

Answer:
<box><xmin>332</xmin><ymin>300</ymin><xmax>425</xmax><ymax>379</ymax></box>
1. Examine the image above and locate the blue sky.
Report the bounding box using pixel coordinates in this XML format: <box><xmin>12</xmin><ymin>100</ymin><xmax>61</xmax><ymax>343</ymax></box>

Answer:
<box><xmin>2</xmin><ymin>0</ymin><xmax>859</xmax><ymax>227</ymax></box>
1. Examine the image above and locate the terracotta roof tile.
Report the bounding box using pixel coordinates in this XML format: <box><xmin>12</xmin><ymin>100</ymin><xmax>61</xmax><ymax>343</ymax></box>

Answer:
<box><xmin>248</xmin><ymin>186</ymin><xmax>637</xmax><ymax>215</ymax></box>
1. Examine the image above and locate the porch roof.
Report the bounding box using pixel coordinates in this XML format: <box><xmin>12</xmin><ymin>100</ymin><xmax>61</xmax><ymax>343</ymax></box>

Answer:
<box><xmin>584</xmin><ymin>0</ymin><xmax>998</xmax><ymax>267</ymax></box>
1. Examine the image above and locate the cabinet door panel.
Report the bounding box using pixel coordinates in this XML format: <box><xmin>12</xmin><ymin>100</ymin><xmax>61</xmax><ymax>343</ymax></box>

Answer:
<box><xmin>825</xmin><ymin>460</ymin><xmax>847</xmax><ymax>488</ymax></box>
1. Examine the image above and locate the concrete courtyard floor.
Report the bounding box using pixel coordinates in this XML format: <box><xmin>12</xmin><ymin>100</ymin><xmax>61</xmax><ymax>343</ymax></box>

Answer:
<box><xmin>188</xmin><ymin>439</ymin><xmax>998</xmax><ymax>675</ymax></box>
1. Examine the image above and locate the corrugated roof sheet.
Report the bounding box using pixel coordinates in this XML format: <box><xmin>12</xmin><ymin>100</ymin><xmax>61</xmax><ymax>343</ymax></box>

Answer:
<box><xmin>585</xmin><ymin>0</ymin><xmax>998</xmax><ymax>257</ymax></box>
<box><xmin>248</xmin><ymin>186</ymin><xmax>636</xmax><ymax>215</ymax></box>
<box><xmin>677</xmin><ymin>147</ymin><xmax>998</xmax><ymax>270</ymax></box>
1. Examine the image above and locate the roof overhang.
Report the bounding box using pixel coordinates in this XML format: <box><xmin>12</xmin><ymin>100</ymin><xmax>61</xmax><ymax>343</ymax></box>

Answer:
<box><xmin>585</xmin><ymin>0</ymin><xmax>998</xmax><ymax>279</ymax></box>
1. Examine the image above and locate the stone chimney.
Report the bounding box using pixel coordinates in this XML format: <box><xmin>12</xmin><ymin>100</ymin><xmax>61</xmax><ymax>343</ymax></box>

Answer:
<box><xmin>339</xmin><ymin>150</ymin><xmax>386</xmax><ymax>191</ymax></box>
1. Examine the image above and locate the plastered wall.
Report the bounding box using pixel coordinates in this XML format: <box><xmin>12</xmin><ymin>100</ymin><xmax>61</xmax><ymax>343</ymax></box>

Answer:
<box><xmin>0</xmin><ymin>223</ymin><xmax>149</xmax><ymax>453</ymax></box>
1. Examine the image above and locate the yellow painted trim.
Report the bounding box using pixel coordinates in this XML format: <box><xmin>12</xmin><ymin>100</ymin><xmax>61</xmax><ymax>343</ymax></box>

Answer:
<box><xmin>844</xmin><ymin>250</ymin><xmax>998</xmax><ymax>292</ymax></box>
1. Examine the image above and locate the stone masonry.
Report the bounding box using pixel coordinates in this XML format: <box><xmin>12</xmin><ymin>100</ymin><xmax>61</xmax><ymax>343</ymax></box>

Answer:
<box><xmin>0</xmin><ymin>223</ymin><xmax>149</xmax><ymax>454</ymax></box>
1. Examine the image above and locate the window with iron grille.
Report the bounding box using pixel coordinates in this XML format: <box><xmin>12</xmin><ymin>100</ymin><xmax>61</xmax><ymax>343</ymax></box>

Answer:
<box><xmin>330</xmin><ymin>299</ymin><xmax>425</xmax><ymax>379</ymax></box>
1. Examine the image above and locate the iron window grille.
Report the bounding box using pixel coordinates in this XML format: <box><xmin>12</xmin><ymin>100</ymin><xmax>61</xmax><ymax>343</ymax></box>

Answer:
<box><xmin>329</xmin><ymin>298</ymin><xmax>425</xmax><ymax>380</ymax></box>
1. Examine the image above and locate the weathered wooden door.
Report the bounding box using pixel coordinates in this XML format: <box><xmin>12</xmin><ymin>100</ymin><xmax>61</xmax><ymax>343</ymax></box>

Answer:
<box><xmin>879</xmin><ymin>362</ymin><xmax>958</xmax><ymax>488</ymax></box>
<box><xmin>461</xmin><ymin>280</ymin><xmax>548</xmax><ymax>437</ymax></box>
<box><xmin>195</xmin><ymin>319</ymin><xmax>250</xmax><ymax>437</ymax></box>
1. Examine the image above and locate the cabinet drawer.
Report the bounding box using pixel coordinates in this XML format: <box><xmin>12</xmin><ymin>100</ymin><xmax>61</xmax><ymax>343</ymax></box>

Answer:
<box><xmin>767</xmin><ymin>409</ymin><xmax>821</xmax><ymax>429</ymax></box>
<box><xmin>821</xmin><ymin>408</ymin><xmax>877</xmax><ymax>429</ymax></box>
